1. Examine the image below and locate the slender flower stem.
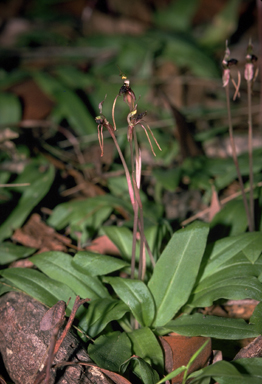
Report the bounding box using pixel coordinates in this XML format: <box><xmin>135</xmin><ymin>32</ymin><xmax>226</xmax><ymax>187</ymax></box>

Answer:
<box><xmin>133</xmin><ymin>129</ymin><xmax>146</xmax><ymax>280</ymax></box>
<box><xmin>129</xmin><ymin>138</ymin><xmax>138</xmax><ymax>279</ymax></box>
<box><xmin>109</xmin><ymin>130</ymin><xmax>135</xmax><ymax>206</ymax></box>
<box><xmin>247</xmin><ymin>79</ymin><xmax>254</xmax><ymax>230</ymax></box>
<box><xmin>225</xmin><ymin>84</ymin><xmax>252</xmax><ymax>231</ymax></box>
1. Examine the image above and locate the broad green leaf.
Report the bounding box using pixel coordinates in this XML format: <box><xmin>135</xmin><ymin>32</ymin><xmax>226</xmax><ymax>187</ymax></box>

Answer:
<box><xmin>34</xmin><ymin>72</ymin><xmax>96</xmax><ymax>135</ymax></box>
<box><xmin>88</xmin><ymin>331</ymin><xmax>132</xmax><ymax>372</ymax></box>
<box><xmin>47</xmin><ymin>194</ymin><xmax>131</xmax><ymax>240</ymax></box>
<box><xmin>242</xmin><ymin>236</ymin><xmax>262</xmax><ymax>263</ymax></box>
<box><xmin>47</xmin><ymin>197</ymin><xmax>114</xmax><ymax>244</ymax></box>
<box><xmin>30</xmin><ymin>251</ymin><xmax>109</xmax><ymax>300</ymax></box>
<box><xmin>152</xmin><ymin>168</ymin><xmax>181</xmax><ymax>191</ymax></box>
<box><xmin>199</xmin><ymin>232</ymin><xmax>262</xmax><ymax>281</ymax></box>
<box><xmin>55</xmin><ymin>66</ymin><xmax>93</xmax><ymax>89</ymax></box>
<box><xmin>0</xmin><ymin>69</ymin><xmax>28</xmax><ymax>89</ymax></box>
<box><xmin>189</xmin><ymin>361</ymin><xmax>242</xmax><ymax>383</ymax></box>
<box><xmin>207</xmin><ymin>252</ymin><xmax>261</xmax><ymax>279</ymax></box>
<box><xmin>231</xmin><ymin>358</ymin><xmax>262</xmax><ymax>383</ymax></box>
<box><xmin>0</xmin><ymin>277</ymin><xmax>21</xmax><ymax>296</ymax></box>
<box><xmin>188</xmin><ymin>276</ymin><xmax>262</xmax><ymax>308</ymax></box>
<box><xmin>144</xmin><ymin>223</ymin><xmax>171</xmax><ymax>261</ymax></box>
<box><xmin>200</xmin><ymin>0</ymin><xmax>241</xmax><ymax>47</ymax></box>
<box><xmin>190</xmin><ymin>358</ymin><xmax>262</xmax><ymax>384</ymax></box>
<box><xmin>0</xmin><ymin>93</ymin><xmax>21</xmax><ymax>124</ymax></box>
<box><xmin>120</xmin><ymin>356</ymin><xmax>159</xmax><ymax>384</ymax></box>
<box><xmin>194</xmin><ymin>253</ymin><xmax>262</xmax><ymax>296</ymax></box>
<box><xmin>103</xmin><ymin>224</ymin><xmax>160</xmax><ymax>267</ymax></box>
<box><xmin>156</xmin><ymin>313</ymin><xmax>259</xmax><ymax>339</ymax></box>
<box><xmin>0</xmin><ymin>242</ymin><xmax>36</xmax><ymax>265</ymax></box>
<box><xmin>127</xmin><ymin>327</ymin><xmax>164</xmax><ymax>373</ymax></box>
<box><xmin>10</xmin><ymin>160</ymin><xmax>47</xmax><ymax>192</ymax></box>
<box><xmin>212</xmin><ymin>149</ymin><xmax>262</xmax><ymax>190</ymax></box>
<box><xmin>102</xmin><ymin>226</ymin><xmax>139</xmax><ymax>262</ymax></box>
<box><xmin>153</xmin><ymin>0</ymin><xmax>199</xmax><ymax>32</ymax></box>
<box><xmin>79</xmin><ymin>298</ymin><xmax>129</xmax><ymax>337</ymax></box>
<box><xmin>0</xmin><ymin>268</ymin><xmax>76</xmax><ymax>315</ymax></box>
<box><xmin>105</xmin><ymin>277</ymin><xmax>155</xmax><ymax>327</ymax></box>
<box><xmin>250</xmin><ymin>302</ymin><xmax>262</xmax><ymax>333</ymax></box>
<box><xmin>209</xmin><ymin>200</ymin><xmax>248</xmax><ymax>241</ymax></box>
<box><xmin>72</xmin><ymin>251</ymin><xmax>128</xmax><ymax>276</ymax></box>
<box><xmin>0</xmin><ymin>164</ymin><xmax>55</xmax><ymax>242</ymax></box>
<box><xmin>54</xmin><ymin>89</ymin><xmax>97</xmax><ymax>135</ymax></box>
<box><xmin>148</xmin><ymin>221</ymin><xmax>209</xmax><ymax>327</ymax></box>
<box><xmin>0</xmin><ymin>171</ymin><xmax>11</xmax><ymax>184</ymax></box>
<box><xmin>156</xmin><ymin>31</ymin><xmax>219</xmax><ymax>78</ymax></box>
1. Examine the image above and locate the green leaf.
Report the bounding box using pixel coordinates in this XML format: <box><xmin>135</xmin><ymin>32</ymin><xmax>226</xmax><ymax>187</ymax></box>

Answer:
<box><xmin>209</xmin><ymin>200</ymin><xmax>248</xmax><ymax>241</ymax></box>
<box><xmin>0</xmin><ymin>277</ymin><xmax>21</xmax><ymax>296</ymax></box>
<box><xmin>148</xmin><ymin>221</ymin><xmax>209</xmax><ymax>327</ymax></box>
<box><xmin>0</xmin><ymin>242</ymin><xmax>36</xmax><ymax>265</ymax></box>
<box><xmin>30</xmin><ymin>251</ymin><xmax>110</xmax><ymax>300</ymax></box>
<box><xmin>0</xmin><ymin>93</ymin><xmax>22</xmax><ymax>124</ymax></box>
<box><xmin>47</xmin><ymin>197</ymin><xmax>114</xmax><ymax>244</ymax></box>
<box><xmin>0</xmin><ymin>163</ymin><xmax>55</xmax><ymax>242</ymax></box>
<box><xmin>144</xmin><ymin>223</ymin><xmax>171</xmax><ymax>261</ymax></box>
<box><xmin>120</xmin><ymin>356</ymin><xmax>159</xmax><ymax>384</ymax></box>
<box><xmin>153</xmin><ymin>0</ymin><xmax>200</xmax><ymax>32</ymax></box>
<box><xmin>187</xmin><ymin>253</ymin><xmax>262</xmax><ymax>308</ymax></box>
<box><xmin>190</xmin><ymin>358</ymin><xmax>262</xmax><ymax>384</ymax></box>
<box><xmin>157</xmin><ymin>31</ymin><xmax>219</xmax><ymax>78</ymax></box>
<box><xmin>152</xmin><ymin>168</ymin><xmax>181</xmax><ymax>191</ymax></box>
<box><xmin>102</xmin><ymin>226</ymin><xmax>139</xmax><ymax>262</ymax></box>
<box><xmin>88</xmin><ymin>331</ymin><xmax>132</xmax><ymax>372</ymax></box>
<box><xmin>79</xmin><ymin>298</ymin><xmax>129</xmax><ymax>338</ymax></box>
<box><xmin>189</xmin><ymin>360</ymin><xmax>242</xmax><ymax>383</ymax></box>
<box><xmin>242</xmin><ymin>236</ymin><xmax>262</xmax><ymax>264</ymax></box>
<box><xmin>231</xmin><ymin>358</ymin><xmax>262</xmax><ymax>383</ymax></box>
<box><xmin>156</xmin><ymin>313</ymin><xmax>259</xmax><ymax>339</ymax></box>
<box><xmin>55</xmin><ymin>66</ymin><xmax>93</xmax><ymax>89</ymax></box>
<box><xmin>127</xmin><ymin>327</ymin><xmax>164</xmax><ymax>373</ymax></box>
<box><xmin>199</xmin><ymin>232</ymin><xmax>262</xmax><ymax>281</ymax></box>
<box><xmin>188</xmin><ymin>276</ymin><xmax>262</xmax><ymax>308</ymax></box>
<box><xmin>105</xmin><ymin>277</ymin><xmax>155</xmax><ymax>327</ymax></box>
<box><xmin>0</xmin><ymin>268</ymin><xmax>76</xmax><ymax>315</ymax></box>
<box><xmin>72</xmin><ymin>251</ymin><xmax>128</xmax><ymax>276</ymax></box>
<box><xmin>34</xmin><ymin>72</ymin><xmax>96</xmax><ymax>135</ymax></box>
<box><xmin>198</xmin><ymin>252</ymin><xmax>262</xmax><ymax>286</ymax></box>
<box><xmin>200</xmin><ymin>0</ymin><xmax>242</xmax><ymax>47</ymax></box>
<box><xmin>250</xmin><ymin>302</ymin><xmax>262</xmax><ymax>333</ymax></box>
<box><xmin>54</xmin><ymin>89</ymin><xmax>97</xmax><ymax>135</ymax></box>
<box><xmin>10</xmin><ymin>160</ymin><xmax>47</xmax><ymax>192</ymax></box>
<box><xmin>156</xmin><ymin>366</ymin><xmax>187</xmax><ymax>384</ymax></box>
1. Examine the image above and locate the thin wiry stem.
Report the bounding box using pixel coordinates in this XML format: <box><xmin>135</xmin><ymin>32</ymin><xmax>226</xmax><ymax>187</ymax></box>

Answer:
<box><xmin>108</xmin><ymin>127</ymin><xmax>135</xmax><ymax>206</ymax></box>
<box><xmin>247</xmin><ymin>78</ymin><xmax>255</xmax><ymax>231</ymax></box>
<box><xmin>133</xmin><ymin>130</ymin><xmax>146</xmax><ymax>280</ymax></box>
<box><xmin>225</xmin><ymin>84</ymin><xmax>252</xmax><ymax>231</ymax></box>
<box><xmin>132</xmin><ymin>173</ymin><xmax>146</xmax><ymax>280</ymax></box>
<box><xmin>129</xmin><ymin>137</ymin><xmax>138</xmax><ymax>280</ymax></box>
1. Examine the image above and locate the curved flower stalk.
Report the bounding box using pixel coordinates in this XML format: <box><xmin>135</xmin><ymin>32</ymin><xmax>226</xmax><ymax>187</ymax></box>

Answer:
<box><xmin>222</xmin><ymin>41</ymin><xmax>252</xmax><ymax>231</ymax></box>
<box><xmin>95</xmin><ymin>70</ymin><xmax>160</xmax><ymax>282</ymax></box>
<box><xmin>95</xmin><ymin>98</ymin><xmax>134</xmax><ymax>206</ymax></box>
<box><xmin>127</xmin><ymin>107</ymin><xmax>162</xmax><ymax>157</ymax></box>
<box><xmin>245</xmin><ymin>40</ymin><xmax>258</xmax><ymax>231</ymax></box>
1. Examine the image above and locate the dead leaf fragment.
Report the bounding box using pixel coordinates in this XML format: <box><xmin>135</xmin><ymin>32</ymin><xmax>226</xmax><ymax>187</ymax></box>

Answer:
<box><xmin>12</xmin><ymin>213</ymin><xmax>72</xmax><ymax>253</ymax></box>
